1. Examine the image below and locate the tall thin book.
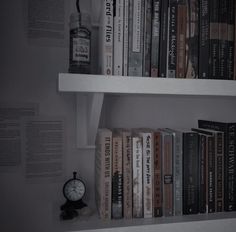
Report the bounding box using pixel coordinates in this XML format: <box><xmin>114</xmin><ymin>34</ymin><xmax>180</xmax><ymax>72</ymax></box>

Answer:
<box><xmin>95</xmin><ymin>128</ymin><xmax>112</xmax><ymax>219</ymax></box>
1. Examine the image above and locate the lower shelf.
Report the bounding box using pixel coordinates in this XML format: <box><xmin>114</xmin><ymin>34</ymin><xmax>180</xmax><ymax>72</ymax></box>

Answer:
<box><xmin>60</xmin><ymin>211</ymin><xmax>236</xmax><ymax>232</ymax></box>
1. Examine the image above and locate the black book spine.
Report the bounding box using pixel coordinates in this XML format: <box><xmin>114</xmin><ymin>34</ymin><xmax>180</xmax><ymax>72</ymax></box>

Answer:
<box><xmin>199</xmin><ymin>0</ymin><xmax>210</xmax><ymax>79</ymax></box>
<box><xmin>227</xmin><ymin>0</ymin><xmax>235</xmax><ymax>80</ymax></box>
<box><xmin>227</xmin><ymin>124</ymin><xmax>236</xmax><ymax>211</ymax></box>
<box><xmin>185</xmin><ymin>0</ymin><xmax>199</xmax><ymax>79</ymax></box>
<box><xmin>216</xmin><ymin>132</ymin><xmax>224</xmax><ymax>212</ymax></box>
<box><xmin>219</xmin><ymin>0</ymin><xmax>228</xmax><ymax>80</ymax></box>
<box><xmin>167</xmin><ymin>0</ymin><xmax>178</xmax><ymax>78</ymax></box>
<box><xmin>209</xmin><ymin>0</ymin><xmax>219</xmax><ymax>79</ymax></box>
<box><xmin>207</xmin><ymin>136</ymin><xmax>215</xmax><ymax>213</ymax></box>
<box><xmin>159</xmin><ymin>0</ymin><xmax>169</xmax><ymax>77</ymax></box>
<box><xmin>183</xmin><ymin>132</ymin><xmax>199</xmax><ymax>214</ymax></box>
<box><xmin>199</xmin><ymin>134</ymin><xmax>207</xmax><ymax>213</ymax></box>
<box><xmin>198</xmin><ymin>120</ymin><xmax>236</xmax><ymax>211</ymax></box>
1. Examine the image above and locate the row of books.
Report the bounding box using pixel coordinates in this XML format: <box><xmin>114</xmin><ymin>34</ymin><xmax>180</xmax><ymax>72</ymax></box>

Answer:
<box><xmin>94</xmin><ymin>120</ymin><xmax>236</xmax><ymax>220</ymax></box>
<box><xmin>98</xmin><ymin>0</ymin><xmax>236</xmax><ymax>80</ymax></box>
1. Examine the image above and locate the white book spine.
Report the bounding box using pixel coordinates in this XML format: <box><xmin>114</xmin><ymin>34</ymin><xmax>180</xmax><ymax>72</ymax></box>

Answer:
<box><xmin>128</xmin><ymin>0</ymin><xmax>144</xmax><ymax>76</ymax></box>
<box><xmin>123</xmin><ymin>0</ymin><xmax>129</xmax><ymax>76</ymax></box>
<box><xmin>114</xmin><ymin>0</ymin><xmax>124</xmax><ymax>75</ymax></box>
<box><xmin>95</xmin><ymin>129</ymin><xmax>112</xmax><ymax>219</ymax></box>
<box><xmin>142</xmin><ymin>132</ymin><xmax>153</xmax><ymax>218</ymax></box>
<box><xmin>132</xmin><ymin>136</ymin><xmax>143</xmax><ymax>218</ymax></box>
<box><xmin>99</xmin><ymin>0</ymin><xmax>114</xmax><ymax>75</ymax></box>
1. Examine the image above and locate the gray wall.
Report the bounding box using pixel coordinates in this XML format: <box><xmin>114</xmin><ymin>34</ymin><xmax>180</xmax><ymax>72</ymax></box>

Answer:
<box><xmin>1</xmin><ymin>0</ymin><xmax>236</xmax><ymax>232</ymax></box>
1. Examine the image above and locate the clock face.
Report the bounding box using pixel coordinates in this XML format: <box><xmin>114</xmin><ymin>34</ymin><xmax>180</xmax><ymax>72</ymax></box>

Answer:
<box><xmin>63</xmin><ymin>179</ymin><xmax>86</xmax><ymax>201</ymax></box>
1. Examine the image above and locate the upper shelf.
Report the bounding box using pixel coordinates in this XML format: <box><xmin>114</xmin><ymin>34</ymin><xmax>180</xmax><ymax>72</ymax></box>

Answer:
<box><xmin>58</xmin><ymin>73</ymin><xmax>236</xmax><ymax>97</ymax></box>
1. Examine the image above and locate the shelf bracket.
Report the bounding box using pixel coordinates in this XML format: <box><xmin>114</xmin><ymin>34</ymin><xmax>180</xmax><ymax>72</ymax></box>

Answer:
<box><xmin>76</xmin><ymin>93</ymin><xmax>104</xmax><ymax>149</ymax></box>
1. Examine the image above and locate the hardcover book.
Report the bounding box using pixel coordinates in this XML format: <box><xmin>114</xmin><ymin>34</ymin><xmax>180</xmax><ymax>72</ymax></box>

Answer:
<box><xmin>198</xmin><ymin>133</ymin><xmax>207</xmax><ymax>213</ymax></box>
<box><xmin>198</xmin><ymin>120</ymin><xmax>236</xmax><ymax>211</ymax></box>
<box><xmin>183</xmin><ymin>131</ymin><xmax>199</xmax><ymax>214</ymax></box>
<box><xmin>192</xmin><ymin>128</ymin><xmax>216</xmax><ymax>213</ymax></box>
<box><xmin>95</xmin><ymin>128</ymin><xmax>112</xmax><ymax>219</ymax></box>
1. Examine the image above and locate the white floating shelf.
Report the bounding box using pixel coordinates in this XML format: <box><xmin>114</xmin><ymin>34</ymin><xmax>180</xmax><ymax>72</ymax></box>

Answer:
<box><xmin>58</xmin><ymin>73</ymin><xmax>236</xmax><ymax>148</ymax></box>
<box><xmin>59</xmin><ymin>73</ymin><xmax>236</xmax><ymax>97</ymax></box>
<box><xmin>61</xmin><ymin>211</ymin><xmax>236</xmax><ymax>232</ymax></box>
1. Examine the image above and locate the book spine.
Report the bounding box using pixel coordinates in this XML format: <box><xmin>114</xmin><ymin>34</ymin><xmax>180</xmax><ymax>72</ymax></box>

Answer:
<box><xmin>142</xmin><ymin>0</ymin><xmax>152</xmax><ymax>77</ymax></box>
<box><xmin>142</xmin><ymin>132</ymin><xmax>153</xmax><ymax>218</ymax></box>
<box><xmin>173</xmin><ymin>131</ymin><xmax>183</xmax><ymax>216</ymax></box>
<box><xmin>168</xmin><ymin>0</ymin><xmax>178</xmax><ymax>78</ymax></box>
<box><xmin>162</xmin><ymin>132</ymin><xmax>173</xmax><ymax>216</ymax></box>
<box><xmin>123</xmin><ymin>131</ymin><xmax>132</xmax><ymax>218</ymax></box>
<box><xmin>185</xmin><ymin>0</ymin><xmax>199</xmax><ymax>79</ymax></box>
<box><xmin>99</xmin><ymin>0</ymin><xmax>114</xmax><ymax>75</ymax></box>
<box><xmin>198</xmin><ymin>120</ymin><xmax>236</xmax><ymax>211</ymax></box>
<box><xmin>151</xmin><ymin>0</ymin><xmax>161</xmax><ymax>77</ymax></box>
<box><xmin>234</xmin><ymin>0</ymin><xmax>236</xmax><ymax>80</ymax></box>
<box><xmin>227</xmin><ymin>124</ymin><xmax>236</xmax><ymax>211</ymax></box>
<box><xmin>128</xmin><ymin>0</ymin><xmax>144</xmax><ymax>76</ymax></box>
<box><xmin>227</xmin><ymin>0</ymin><xmax>235</xmax><ymax>80</ymax></box>
<box><xmin>199</xmin><ymin>134</ymin><xmax>207</xmax><ymax>213</ymax></box>
<box><xmin>159</xmin><ymin>0</ymin><xmax>169</xmax><ymax>77</ymax></box>
<box><xmin>132</xmin><ymin>136</ymin><xmax>143</xmax><ymax>218</ymax></box>
<box><xmin>112</xmin><ymin>135</ymin><xmax>123</xmax><ymax>218</ymax></box>
<box><xmin>207</xmin><ymin>136</ymin><xmax>215</xmax><ymax>213</ymax></box>
<box><xmin>123</xmin><ymin>0</ymin><xmax>129</xmax><ymax>76</ymax></box>
<box><xmin>95</xmin><ymin>129</ymin><xmax>112</xmax><ymax>219</ymax></box>
<box><xmin>113</xmin><ymin>0</ymin><xmax>124</xmax><ymax>75</ymax></box>
<box><xmin>199</xmin><ymin>0</ymin><xmax>210</xmax><ymax>79</ymax></box>
<box><xmin>153</xmin><ymin>131</ymin><xmax>162</xmax><ymax>217</ymax></box>
<box><xmin>176</xmin><ymin>3</ymin><xmax>187</xmax><ymax>79</ymax></box>
<box><xmin>219</xmin><ymin>0</ymin><xmax>228</xmax><ymax>80</ymax></box>
<box><xmin>183</xmin><ymin>132</ymin><xmax>199</xmax><ymax>214</ymax></box>
<box><xmin>215</xmin><ymin>132</ymin><xmax>224</xmax><ymax>212</ymax></box>
<box><xmin>209</xmin><ymin>0</ymin><xmax>219</xmax><ymax>79</ymax></box>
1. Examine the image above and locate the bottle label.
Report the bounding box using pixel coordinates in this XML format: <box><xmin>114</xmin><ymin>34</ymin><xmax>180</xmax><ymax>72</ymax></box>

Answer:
<box><xmin>72</xmin><ymin>36</ymin><xmax>90</xmax><ymax>62</ymax></box>
<box><xmin>69</xmin><ymin>26</ymin><xmax>91</xmax><ymax>73</ymax></box>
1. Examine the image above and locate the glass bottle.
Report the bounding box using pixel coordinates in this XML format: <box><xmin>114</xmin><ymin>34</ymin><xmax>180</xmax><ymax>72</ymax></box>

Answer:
<box><xmin>69</xmin><ymin>1</ymin><xmax>91</xmax><ymax>74</ymax></box>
